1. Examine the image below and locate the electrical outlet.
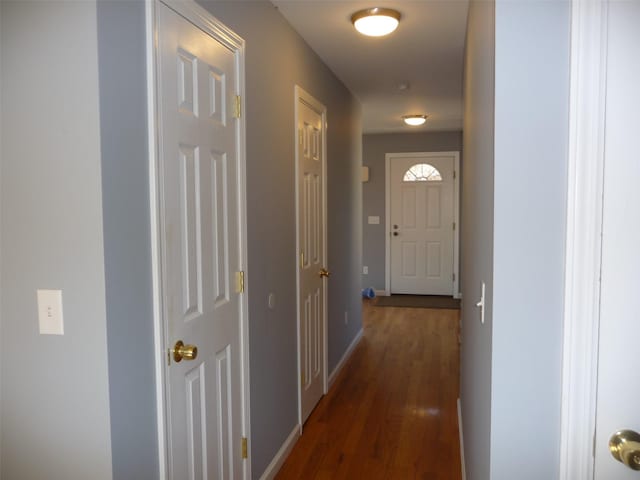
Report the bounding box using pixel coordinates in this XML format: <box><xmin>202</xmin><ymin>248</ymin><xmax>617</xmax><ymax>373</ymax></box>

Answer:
<box><xmin>363</xmin><ymin>266</ymin><xmax>368</xmax><ymax>275</ymax></box>
<box><xmin>37</xmin><ymin>289</ymin><xmax>64</xmax><ymax>335</ymax></box>
<box><xmin>344</xmin><ymin>311</ymin><xmax>349</xmax><ymax>325</ymax></box>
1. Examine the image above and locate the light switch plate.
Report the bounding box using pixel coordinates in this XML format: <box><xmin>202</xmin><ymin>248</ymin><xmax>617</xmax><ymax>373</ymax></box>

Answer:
<box><xmin>368</xmin><ymin>216</ymin><xmax>380</xmax><ymax>225</ymax></box>
<box><xmin>37</xmin><ymin>289</ymin><xmax>64</xmax><ymax>335</ymax></box>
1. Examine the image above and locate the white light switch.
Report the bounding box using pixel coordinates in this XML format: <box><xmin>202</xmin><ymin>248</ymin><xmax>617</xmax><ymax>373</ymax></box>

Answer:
<box><xmin>37</xmin><ymin>289</ymin><xmax>64</xmax><ymax>335</ymax></box>
<box><xmin>476</xmin><ymin>282</ymin><xmax>486</xmax><ymax>325</ymax></box>
<box><xmin>368</xmin><ymin>216</ymin><xmax>380</xmax><ymax>225</ymax></box>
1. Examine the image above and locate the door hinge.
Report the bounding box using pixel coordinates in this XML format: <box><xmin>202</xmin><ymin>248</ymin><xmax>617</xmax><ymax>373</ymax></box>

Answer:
<box><xmin>453</xmin><ymin>221</ymin><xmax>456</xmax><ymax>230</ymax></box>
<box><xmin>301</xmin><ymin>371</ymin><xmax>305</xmax><ymax>385</ymax></box>
<box><xmin>300</xmin><ymin>252</ymin><xmax>305</xmax><ymax>269</ymax></box>
<box><xmin>241</xmin><ymin>437</ymin><xmax>248</xmax><ymax>459</ymax></box>
<box><xmin>453</xmin><ymin>273</ymin><xmax>456</xmax><ymax>281</ymax></box>
<box><xmin>233</xmin><ymin>95</ymin><xmax>242</xmax><ymax>118</ymax></box>
<box><xmin>235</xmin><ymin>271</ymin><xmax>245</xmax><ymax>293</ymax></box>
<box><xmin>453</xmin><ymin>170</ymin><xmax>457</xmax><ymax>179</ymax></box>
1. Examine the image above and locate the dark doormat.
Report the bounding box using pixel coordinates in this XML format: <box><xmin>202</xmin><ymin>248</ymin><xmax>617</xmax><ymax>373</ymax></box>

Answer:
<box><xmin>374</xmin><ymin>294</ymin><xmax>460</xmax><ymax>309</ymax></box>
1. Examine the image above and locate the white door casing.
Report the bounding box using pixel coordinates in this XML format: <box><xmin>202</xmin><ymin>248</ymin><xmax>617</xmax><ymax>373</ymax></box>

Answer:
<box><xmin>560</xmin><ymin>1</ymin><xmax>640</xmax><ymax>479</ymax></box>
<box><xmin>148</xmin><ymin>1</ymin><xmax>250</xmax><ymax>479</ymax></box>
<box><xmin>295</xmin><ymin>86</ymin><xmax>328</xmax><ymax>426</ymax></box>
<box><xmin>385</xmin><ymin>152</ymin><xmax>460</xmax><ymax>296</ymax></box>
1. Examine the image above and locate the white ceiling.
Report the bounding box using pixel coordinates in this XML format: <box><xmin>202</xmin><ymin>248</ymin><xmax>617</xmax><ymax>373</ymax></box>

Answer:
<box><xmin>271</xmin><ymin>0</ymin><xmax>469</xmax><ymax>133</ymax></box>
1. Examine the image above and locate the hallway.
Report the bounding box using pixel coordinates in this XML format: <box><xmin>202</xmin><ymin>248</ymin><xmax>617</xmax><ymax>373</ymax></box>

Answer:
<box><xmin>276</xmin><ymin>301</ymin><xmax>461</xmax><ymax>479</ymax></box>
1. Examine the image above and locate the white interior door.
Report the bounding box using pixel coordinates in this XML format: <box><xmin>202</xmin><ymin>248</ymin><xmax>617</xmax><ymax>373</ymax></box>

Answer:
<box><xmin>594</xmin><ymin>3</ymin><xmax>640</xmax><ymax>478</ymax></box>
<box><xmin>389</xmin><ymin>154</ymin><xmax>455</xmax><ymax>295</ymax></box>
<box><xmin>295</xmin><ymin>87</ymin><xmax>327</xmax><ymax>425</ymax></box>
<box><xmin>157</xmin><ymin>3</ymin><xmax>245</xmax><ymax>478</ymax></box>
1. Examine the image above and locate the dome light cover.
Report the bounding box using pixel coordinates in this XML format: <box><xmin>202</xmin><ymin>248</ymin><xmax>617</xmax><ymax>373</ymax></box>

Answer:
<box><xmin>351</xmin><ymin>8</ymin><xmax>401</xmax><ymax>37</ymax></box>
<box><xmin>402</xmin><ymin>115</ymin><xmax>428</xmax><ymax>126</ymax></box>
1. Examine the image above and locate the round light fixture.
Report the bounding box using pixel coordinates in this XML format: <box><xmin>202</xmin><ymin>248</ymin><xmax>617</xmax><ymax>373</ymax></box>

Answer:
<box><xmin>351</xmin><ymin>8</ymin><xmax>401</xmax><ymax>37</ymax></box>
<box><xmin>402</xmin><ymin>115</ymin><xmax>428</xmax><ymax>126</ymax></box>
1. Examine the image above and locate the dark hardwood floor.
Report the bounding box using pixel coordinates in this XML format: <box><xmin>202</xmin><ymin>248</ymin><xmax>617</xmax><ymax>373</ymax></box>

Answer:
<box><xmin>275</xmin><ymin>301</ymin><xmax>461</xmax><ymax>480</ymax></box>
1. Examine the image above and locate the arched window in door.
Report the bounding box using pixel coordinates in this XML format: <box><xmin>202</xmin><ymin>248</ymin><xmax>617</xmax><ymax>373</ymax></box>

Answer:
<box><xmin>403</xmin><ymin>163</ymin><xmax>443</xmax><ymax>182</ymax></box>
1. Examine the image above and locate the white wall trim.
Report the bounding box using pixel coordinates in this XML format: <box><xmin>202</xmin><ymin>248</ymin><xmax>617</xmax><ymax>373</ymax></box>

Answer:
<box><xmin>148</xmin><ymin>2</ymin><xmax>250</xmax><ymax>478</ymax></box>
<box><xmin>559</xmin><ymin>1</ymin><xmax>608</xmax><ymax>479</ymax></box>
<box><xmin>328</xmin><ymin>328</ymin><xmax>363</xmax><ymax>388</ymax></box>
<box><xmin>374</xmin><ymin>289</ymin><xmax>389</xmax><ymax>297</ymax></box>
<box><xmin>145</xmin><ymin>2</ymin><xmax>167</xmax><ymax>478</ymax></box>
<box><xmin>384</xmin><ymin>151</ymin><xmax>461</xmax><ymax>296</ymax></box>
<box><xmin>457</xmin><ymin>398</ymin><xmax>466</xmax><ymax>480</ymax></box>
<box><xmin>258</xmin><ymin>425</ymin><xmax>301</xmax><ymax>480</ymax></box>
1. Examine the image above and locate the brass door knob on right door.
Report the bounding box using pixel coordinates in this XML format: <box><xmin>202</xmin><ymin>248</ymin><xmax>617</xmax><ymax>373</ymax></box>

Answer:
<box><xmin>319</xmin><ymin>268</ymin><xmax>330</xmax><ymax>278</ymax></box>
<box><xmin>172</xmin><ymin>340</ymin><xmax>198</xmax><ymax>363</ymax></box>
<box><xmin>610</xmin><ymin>430</ymin><xmax>640</xmax><ymax>470</ymax></box>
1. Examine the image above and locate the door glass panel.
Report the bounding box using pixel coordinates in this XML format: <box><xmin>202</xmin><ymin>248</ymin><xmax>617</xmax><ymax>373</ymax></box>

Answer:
<box><xmin>403</xmin><ymin>163</ymin><xmax>443</xmax><ymax>182</ymax></box>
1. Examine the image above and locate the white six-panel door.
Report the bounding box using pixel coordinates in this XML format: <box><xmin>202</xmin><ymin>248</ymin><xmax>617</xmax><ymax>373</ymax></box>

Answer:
<box><xmin>389</xmin><ymin>154</ymin><xmax>456</xmax><ymax>295</ymax></box>
<box><xmin>156</xmin><ymin>3</ymin><xmax>245</xmax><ymax>478</ymax></box>
<box><xmin>594</xmin><ymin>2</ymin><xmax>640</xmax><ymax>478</ymax></box>
<box><xmin>295</xmin><ymin>87</ymin><xmax>327</xmax><ymax>425</ymax></box>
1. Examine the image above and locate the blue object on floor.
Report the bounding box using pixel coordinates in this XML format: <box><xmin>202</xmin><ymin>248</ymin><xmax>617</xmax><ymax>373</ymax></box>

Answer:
<box><xmin>362</xmin><ymin>287</ymin><xmax>376</xmax><ymax>299</ymax></box>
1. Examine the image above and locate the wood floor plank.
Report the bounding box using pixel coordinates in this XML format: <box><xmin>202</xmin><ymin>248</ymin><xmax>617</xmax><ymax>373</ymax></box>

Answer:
<box><xmin>275</xmin><ymin>301</ymin><xmax>461</xmax><ymax>480</ymax></box>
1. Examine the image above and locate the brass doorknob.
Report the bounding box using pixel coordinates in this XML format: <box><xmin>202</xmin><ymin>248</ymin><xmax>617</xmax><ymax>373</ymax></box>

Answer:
<box><xmin>172</xmin><ymin>340</ymin><xmax>198</xmax><ymax>363</ymax></box>
<box><xmin>319</xmin><ymin>268</ymin><xmax>330</xmax><ymax>278</ymax></box>
<box><xmin>610</xmin><ymin>430</ymin><xmax>640</xmax><ymax>470</ymax></box>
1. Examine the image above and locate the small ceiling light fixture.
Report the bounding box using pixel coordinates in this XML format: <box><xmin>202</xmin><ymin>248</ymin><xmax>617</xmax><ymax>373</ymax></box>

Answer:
<box><xmin>402</xmin><ymin>114</ymin><xmax>428</xmax><ymax>126</ymax></box>
<box><xmin>351</xmin><ymin>7</ymin><xmax>401</xmax><ymax>37</ymax></box>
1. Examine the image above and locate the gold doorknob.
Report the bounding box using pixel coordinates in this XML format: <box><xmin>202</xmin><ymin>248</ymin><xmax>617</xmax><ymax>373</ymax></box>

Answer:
<box><xmin>610</xmin><ymin>430</ymin><xmax>640</xmax><ymax>470</ymax></box>
<box><xmin>172</xmin><ymin>340</ymin><xmax>198</xmax><ymax>363</ymax></box>
<box><xmin>319</xmin><ymin>268</ymin><xmax>330</xmax><ymax>278</ymax></box>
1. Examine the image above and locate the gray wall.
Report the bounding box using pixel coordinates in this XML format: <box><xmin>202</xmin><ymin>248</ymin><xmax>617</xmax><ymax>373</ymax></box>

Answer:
<box><xmin>96</xmin><ymin>2</ymin><xmax>158</xmax><ymax>479</ymax></box>
<box><xmin>460</xmin><ymin>1</ymin><xmax>570</xmax><ymax>479</ymax></box>
<box><xmin>491</xmin><ymin>1</ymin><xmax>569</xmax><ymax>478</ymax></box>
<box><xmin>0</xmin><ymin>2</ymin><xmax>113</xmax><ymax>478</ymax></box>
<box><xmin>195</xmin><ymin>2</ymin><xmax>363</xmax><ymax>478</ymax></box>
<box><xmin>362</xmin><ymin>131</ymin><xmax>462</xmax><ymax>290</ymax></box>
<box><xmin>460</xmin><ymin>2</ymin><xmax>495</xmax><ymax>478</ymax></box>
<box><xmin>1</xmin><ymin>1</ymin><xmax>362</xmax><ymax>479</ymax></box>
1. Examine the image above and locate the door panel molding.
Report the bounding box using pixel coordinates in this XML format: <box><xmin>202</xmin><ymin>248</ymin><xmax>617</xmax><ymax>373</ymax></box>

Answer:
<box><xmin>558</xmin><ymin>2</ymin><xmax>608</xmax><ymax>479</ymax></box>
<box><xmin>146</xmin><ymin>1</ymin><xmax>250</xmax><ymax>478</ymax></box>
<box><xmin>384</xmin><ymin>151</ymin><xmax>460</xmax><ymax>297</ymax></box>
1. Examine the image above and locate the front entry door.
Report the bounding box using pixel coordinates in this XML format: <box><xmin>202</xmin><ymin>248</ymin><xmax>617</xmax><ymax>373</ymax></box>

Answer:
<box><xmin>157</xmin><ymin>3</ymin><xmax>246</xmax><ymax>478</ymax></box>
<box><xmin>594</xmin><ymin>3</ymin><xmax>640</xmax><ymax>478</ymax></box>
<box><xmin>295</xmin><ymin>87</ymin><xmax>327</xmax><ymax>424</ymax></box>
<box><xmin>389</xmin><ymin>153</ymin><xmax>456</xmax><ymax>295</ymax></box>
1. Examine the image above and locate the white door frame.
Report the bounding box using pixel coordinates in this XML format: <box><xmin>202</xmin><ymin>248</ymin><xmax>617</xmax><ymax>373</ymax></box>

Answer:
<box><xmin>145</xmin><ymin>1</ymin><xmax>251</xmax><ymax>478</ymax></box>
<box><xmin>294</xmin><ymin>85</ymin><xmax>328</xmax><ymax>430</ymax></box>
<box><xmin>559</xmin><ymin>1</ymin><xmax>608</xmax><ymax>479</ymax></box>
<box><xmin>384</xmin><ymin>151</ymin><xmax>460</xmax><ymax>297</ymax></box>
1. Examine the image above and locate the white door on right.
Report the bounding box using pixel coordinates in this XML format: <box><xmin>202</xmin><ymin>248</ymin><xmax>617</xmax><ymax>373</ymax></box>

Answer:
<box><xmin>389</xmin><ymin>154</ymin><xmax>455</xmax><ymax>295</ymax></box>
<box><xmin>594</xmin><ymin>2</ymin><xmax>640</xmax><ymax>478</ymax></box>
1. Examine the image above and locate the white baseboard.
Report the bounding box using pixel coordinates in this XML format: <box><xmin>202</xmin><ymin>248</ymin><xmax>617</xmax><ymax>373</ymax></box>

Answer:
<box><xmin>258</xmin><ymin>424</ymin><xmax>301</xmax><ymax>480</ymax></box>
<box><xmin>374</xmin><ymin>289</ymin><xmax>389</xmax><ymax>297</ymax></box>
<box><xmin>328</xmin><ymin>328</ymin><xmax>363</xmax><ymax>388</ymax></box>
<box><xmin>454</xmin><ymin>292</ymin><xmax>462</xmax><ymax>300</ymax></box>
<box><xmin>457</xmin><ymin>398</ymin><xmax>466</xmax><ymax>480</ymax></box>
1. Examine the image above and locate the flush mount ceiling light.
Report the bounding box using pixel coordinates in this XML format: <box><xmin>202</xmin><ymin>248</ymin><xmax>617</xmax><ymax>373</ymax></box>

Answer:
<box><xmin>351</xmin><ymin>8</ymin><xmax>401</xmax><ymax>37</ymax></box>
<box><xmin>402</xmin><ymin>115</ymin><xmax>428</xmax><ymax>126</ymax></box>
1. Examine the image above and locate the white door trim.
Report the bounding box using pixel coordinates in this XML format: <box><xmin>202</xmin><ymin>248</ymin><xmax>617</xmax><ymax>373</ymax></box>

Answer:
<box><xmin>384</xmin><ymin>151</ymin><xmax>460</xmax><ymax>297</ymax></box>
<box><xmin>294</xmin><ymin>85</ymin><xmax>328</xmax><ymax>430</ymax></box>
<box><xmin>559</xmin><ymin>1</ymin><xmax>608</xmax><ymax>479</ymax></box>
<box><xmin>146</xmin><ymin>1</ymin><xmax>251</xmax><ymax>478</ymax></box>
